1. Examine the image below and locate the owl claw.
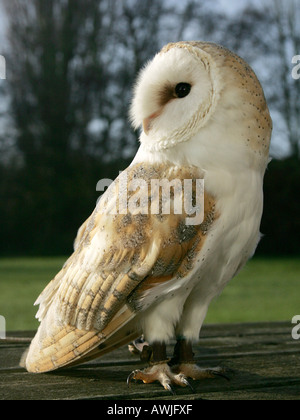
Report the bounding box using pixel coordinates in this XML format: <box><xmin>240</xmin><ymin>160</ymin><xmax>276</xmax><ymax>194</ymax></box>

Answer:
<box><xmin>165</xmin><ymin>383</ymin><xmax>176</xmax><ymax>395</ymax></box>
<box><xmin>181</xmin><ymin>377</ymin><xmax>195</xmax><ymax>392</ymax></box>
<box><xmin>208</xmin><ymin>368</ymin><xmax>231</xmax><ymax>381</ymax></box>
<box><xmin>127</xmin><ymin>371</ymin><xmax>135</xmax><ymax>387</ymax></box>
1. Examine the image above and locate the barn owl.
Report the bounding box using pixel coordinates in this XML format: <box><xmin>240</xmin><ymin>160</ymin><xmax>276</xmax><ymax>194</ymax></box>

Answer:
<box><xmin>21</xmin><ymin>41</ymin><xmax>272</xmax><ymax>392</ymax></box>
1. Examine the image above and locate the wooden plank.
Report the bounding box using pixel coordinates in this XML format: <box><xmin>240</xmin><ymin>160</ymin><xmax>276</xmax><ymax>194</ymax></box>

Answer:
<box><xmin>0</xmin><ymin>322</ymin><xmax>299</xmax><ymax>400</ymax></box>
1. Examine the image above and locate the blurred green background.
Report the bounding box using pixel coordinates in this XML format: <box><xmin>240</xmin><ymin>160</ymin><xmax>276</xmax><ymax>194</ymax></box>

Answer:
<box><xmin>0</xmin><ymin>0</ymin><xmax>299</xmax><ymax>331</ymax></box>
<box><xmin>0</xmin><ymin>256</ymin><xmax>299</xmax><ymax>330</ymax></box>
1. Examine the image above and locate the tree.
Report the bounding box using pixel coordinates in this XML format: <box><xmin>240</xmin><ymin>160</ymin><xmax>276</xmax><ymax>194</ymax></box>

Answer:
<box><xmin>1</xmin><ymin>0</ymin><xmax>299</xmax><ymax>256</ymax></box>
<box><xmin>3</xmin><ymin>0</ymin><xmax>115</xmax><ymax>253</ymax></box>
<box><xmin>272</xmin><ymin>0</ymin><xmax>300</xmax><ymax>157</ymax></box>
<box><xmin>1</xmin><ymin>0</ymin><xmax>201</xmax><ymax>254</ymax></box>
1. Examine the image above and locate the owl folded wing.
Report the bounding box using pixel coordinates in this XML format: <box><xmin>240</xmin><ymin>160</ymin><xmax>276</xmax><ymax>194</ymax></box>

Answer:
<box><xmin>23</xmin><ymin>163</ymin><xmax>217</xmax><ymax>372</ymax></box>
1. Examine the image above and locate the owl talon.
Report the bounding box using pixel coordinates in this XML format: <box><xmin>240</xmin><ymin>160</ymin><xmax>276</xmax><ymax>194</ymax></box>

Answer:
<box><xmin>165</xmin><ymin>383</ymin><xmax>176</xmax><ymax>395</ymax></box>
<box><xmin>127</xmin><ymin>370</ymin><xmax>138</xmax><ymax>387</ymax></box>
<box><xmin>209</xmin><ymin>368</ymin><xmax>231</xmax><ymax>381</ymax></box>
<box><xmin>181</xmin><ymin>377</ymin><xmax>195</xmax><ymax>392</ymax></box>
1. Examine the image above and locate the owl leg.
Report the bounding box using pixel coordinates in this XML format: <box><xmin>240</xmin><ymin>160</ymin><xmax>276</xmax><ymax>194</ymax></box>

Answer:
<box><xmin>170</xmin><ymin>338</ymin><xmax>230</xmax><ymax>381</ymax></box>
<box><xmin>127</xmin><ymin>341</ymin><xmax>191</xmax><ymax>393</ymax></box>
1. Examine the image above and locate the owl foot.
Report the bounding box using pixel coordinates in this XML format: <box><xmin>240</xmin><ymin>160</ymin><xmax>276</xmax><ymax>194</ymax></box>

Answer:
<box><xmin>127</xmin><ymin>339</ymin><xmax>230</xmax><ymax>393</ymax></box>
<box><xmin>127</xmin><ymin>363</ymin><xmax>193</xmax><ymax>393</ymax></box>
<box><xmin>127</xmin><ymin>341</ymin><xmax>193</xmax><ymax>393</ymax></box>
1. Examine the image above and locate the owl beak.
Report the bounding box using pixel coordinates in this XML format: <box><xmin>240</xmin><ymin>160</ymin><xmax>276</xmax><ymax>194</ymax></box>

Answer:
<box><xmin>143</xmin><ymin>110</ymin><xmax>161</xmax><ymax>135</ymax></box>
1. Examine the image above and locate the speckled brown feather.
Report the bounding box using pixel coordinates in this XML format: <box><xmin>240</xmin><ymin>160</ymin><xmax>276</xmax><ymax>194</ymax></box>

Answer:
<box><xmin>24</xmin><ymin>162</ymin><xmax>217</xmax><ymax>372</ymax></box>
<box><xmin>58</xmin><ymin>164</ymin><xmax>216</xmax><ymax>326</ymax></box>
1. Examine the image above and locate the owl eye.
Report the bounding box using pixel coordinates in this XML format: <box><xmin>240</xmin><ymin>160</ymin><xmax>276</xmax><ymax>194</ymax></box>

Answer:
<box><xmin>175</xmin><ymin>83</ymin><xmax>191</xmax><ymax>98</ymax></box>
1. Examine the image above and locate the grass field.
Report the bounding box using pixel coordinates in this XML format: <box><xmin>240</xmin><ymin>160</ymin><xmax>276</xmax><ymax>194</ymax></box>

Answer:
<box><xmin>0</xmin><ymin>256</ymin><xmax>299</xmax><ymax>331</ymax></box>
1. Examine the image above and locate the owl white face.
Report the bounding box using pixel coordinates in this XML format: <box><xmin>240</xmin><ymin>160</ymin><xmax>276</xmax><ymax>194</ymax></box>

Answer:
<box><xmin>130</xmin><ymin>41</ymin><xmax>271</xmax><ymax>170</ymax></box>
<box><xmin>130</xmin><ymin>44</ymin><xmax>220</xmax><ymax>149</ymax></box>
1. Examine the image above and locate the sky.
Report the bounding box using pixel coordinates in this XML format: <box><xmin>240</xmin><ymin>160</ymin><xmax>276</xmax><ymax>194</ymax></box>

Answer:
<box><xmin>209</xmin><ymin>0</ymin><xmax>248</xmax><ymax>15</ymax></box>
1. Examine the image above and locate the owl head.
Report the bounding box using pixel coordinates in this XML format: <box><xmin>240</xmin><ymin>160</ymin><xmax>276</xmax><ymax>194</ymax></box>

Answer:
<box><xmin>130</xmin><ymin>41</ymin><xmax>272</xmax><ymax>167</ymax></box>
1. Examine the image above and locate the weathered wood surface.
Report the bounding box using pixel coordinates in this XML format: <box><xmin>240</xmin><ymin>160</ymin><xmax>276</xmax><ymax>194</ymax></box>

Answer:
<box><xmin>0</xmin><ymin>321</ymin><xmax>299</xmax><ymax>400</ymax></box>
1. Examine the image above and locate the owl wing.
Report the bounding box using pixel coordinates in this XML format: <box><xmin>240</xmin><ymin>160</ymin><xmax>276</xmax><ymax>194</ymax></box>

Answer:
<box><xmin>23</xmin><ymin>163</ymin><xmax>217</xmax><ymax>373</ymax></box>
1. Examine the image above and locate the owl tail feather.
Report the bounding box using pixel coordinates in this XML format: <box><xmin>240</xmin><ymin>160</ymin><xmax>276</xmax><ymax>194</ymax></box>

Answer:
<box><xmin>21</xmin><ymin>305</ymin><xmax>139</xmax><ymax>373</ymax></box>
